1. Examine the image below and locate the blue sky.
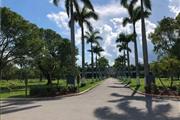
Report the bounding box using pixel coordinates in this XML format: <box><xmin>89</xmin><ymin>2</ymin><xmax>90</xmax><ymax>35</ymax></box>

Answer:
<box><xmin>1</xmin><ymin>0</ymin><xmax>180</xmax><ymax>65</ymax></box>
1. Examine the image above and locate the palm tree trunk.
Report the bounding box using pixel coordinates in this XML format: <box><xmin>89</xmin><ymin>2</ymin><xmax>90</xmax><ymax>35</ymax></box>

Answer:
<box><xmin>81</xmin><ymin>24</ymin><xmax>85</xmax><ymax>79</ymax></box>
<box><xmin>91</xmin><ymin>43</ymin><xmax>94</xmax><ymax>79</ymax></box>
<box><xmin>133</xmin><ymin>23</ymin><xmax>140</xmax><ymax>85</ymax></box>
<box><xmin>126</xmin><ymin>46</ymin><xmax>130</xmax><ymax>80</ymax></box>
<box><xmin>141</xmin><ymin>0</ymin><xmax>150</xmax><ymax>89</ymax></box>
<box><xmin>123</xmin><ymin>50</ymin><xmax>127</xmax><ymax>78</ymax></box>
<box><xmin>96</xmin><ymin>54</ymin><xmax>98</xmax><ymax>79</ymax></box>
<box><xmin>70</xmin><ymin>1</ymin><xmax>76</xmax><ymax>75</ymax></box>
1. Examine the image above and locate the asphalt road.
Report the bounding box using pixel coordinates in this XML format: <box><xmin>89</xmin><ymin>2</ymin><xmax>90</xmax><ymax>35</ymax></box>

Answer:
<box><xmin>1</xmin><ymin>78</ymin><xmax>180</xmax><ymax>120</ymax></box>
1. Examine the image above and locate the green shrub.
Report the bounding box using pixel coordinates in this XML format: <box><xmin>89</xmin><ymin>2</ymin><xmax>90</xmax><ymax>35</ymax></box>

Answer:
<box><xmin>80</xmin><ymin>82</ymin><xmax>86</xmax><ymax>87</ymax></box>
<box><xmin>151</xmin><ymin>85</ymin><xmax>159</xmax><ymax>94</ymax></box>
<box><xmin>30</xmin><ymin>85</ymin><xmax>78</xmax><ymax>97</ymax></box>
<box><xmin>177</xmin><ymin>84</ymin><xmax>180</xmax><ymax>95</ymax></box>
<box><xmin>67</xmin><ymin>86</ymin><xmax>77</xmax><ymax>93</ymax></box>
<box><xmin>30</xmin><ymin>85</ymin><xmax>58</xmax><ymax>97</ymax></box>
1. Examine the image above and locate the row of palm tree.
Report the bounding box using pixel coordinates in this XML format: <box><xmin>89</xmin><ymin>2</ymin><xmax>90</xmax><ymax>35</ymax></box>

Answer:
<box><xmin>116</xmin><ymin>33</ymin><xmax>133</xmax><ymax>79</ymax></box>
<box><xmin>120</xmin><ymin>0</ymin><xmax>152</xmax><ymax>89</ymax></box>
<box><xmin>85</xmin><ymin>29</ymin><xmax>103</xmax><ymax>78</ymax></box>
<box><xmin>53</xmin><ymin>0</ymin><xmax>103</xmax><ymax>79</ymax></box>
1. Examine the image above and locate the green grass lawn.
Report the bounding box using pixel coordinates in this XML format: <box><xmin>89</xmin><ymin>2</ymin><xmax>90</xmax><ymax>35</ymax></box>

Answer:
<box><xmin>79</xmin><ymin>79</ymin><xmax>102</xmax><ymax>92</ymax></box>
<box><xmin>0</xmin><ymin>78</ymin><xmax>102</xmax><ymax>99</ymax></box>
<box><xmin>120</xmin><ymin>77</ymin><xmax>180</xmax><ymax>92</ymax></box>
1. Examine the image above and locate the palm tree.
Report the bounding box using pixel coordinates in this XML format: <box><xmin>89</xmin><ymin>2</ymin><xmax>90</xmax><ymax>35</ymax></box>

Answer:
<box><xmin>121</xmin><ymin>0</ymin><xmax>151</xmax><ymax>85</ymax></box>
<box><xmin>85</xmin><ymin>29</ymin><xmax>103</xmax><ymax>79</ymax></box>
<box><xmin>53</xmin><ymin>0</ymin><xmax>94</xmax><ymax>75</ymax></box>
<box><xmin>140</xmin><ymin>0</ymin><xmax>152</xmax><ymax>89</ymax></box>
<box><xmin>92</xmin><ymin>45</ymin><xmax>104</xmax><ymax>79</ymax></box>
<box><xmin>74</xmin><ymin>6</ymin><xmax>98</xmax><ymax>78</ymax></box>
<box><xmin>116</xmin><ymin>33</ymin><xmax>133</xmax><ymax>79</ymax></box>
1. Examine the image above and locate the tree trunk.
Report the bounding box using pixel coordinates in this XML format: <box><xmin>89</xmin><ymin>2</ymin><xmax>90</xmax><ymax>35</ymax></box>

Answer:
<box><xmin>133</xmin><ymin>23</ymin><xmax>140</xmax><ymax>85</ymax></box>
<box><xmin>39</xmin><ymin>73</ymin><xmax>42</xmax><ymax>82</ymax></box>
<box><xmin>96</xmin><ymin>54</ymin><xmax>98</xmax><ymax>79</ymax></box>
<box><xmin>126</xmin><ymin>46</ymin><xmax>130</xmax><ymax>79</ymax></box>
<box><xmin>70</xmin><ymin>1</ymin><xmax>76</xmax><ymax>74</ymax></box>
<box><xmin>47</xmin><ymin>73</ymin><xmax>52</xmax><ymax>85</ymax></box>
<box><xmin>123</xmin><ymin>50</ymin><xmax>127</xmax><ymax>78</ymax></box>
<box><xmin>91</xmin><ymin>43</ymin><xmax>94</xmax><ymax>79</ymax></box>
<box><xmin>81</xmin><ymin>25</ymin><xmax>85</xmax><ymax>79</ymax></box>
<box><xmin>141</xmin><ymin>0</ymin><xmax>150</xmax><ymax>89</ymax></box>
<box><xmin>170</xmin><ymin>74</ymin><xmax>174</xmax><ymax>88</ymax></box>
<box><xmin>0</xmin><ymin>69</ymin><xmax>2</xmax><ymax>80</ymax></box>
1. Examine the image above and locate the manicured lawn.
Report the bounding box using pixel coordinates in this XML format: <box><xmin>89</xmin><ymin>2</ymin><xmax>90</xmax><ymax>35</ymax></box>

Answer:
<box><xmin>79</xmin><ymin>80</ymin><xmax>102</xmax><ymax>92</ymax></box>
<box><xmin>120</xmin><ymin>78</ymin><xmax>180</xmax><ymax>92</ymax></box>
<box><xmin>0</xmin><ymin>79</ymin><xmax>102</xmax><ymax>99</ymax></box>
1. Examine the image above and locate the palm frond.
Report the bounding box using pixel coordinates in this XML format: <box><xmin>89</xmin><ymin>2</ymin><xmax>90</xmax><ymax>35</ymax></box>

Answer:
<box><xmin>84</xmin><ymin>11</ymin><xmax>98</xmax><ymax>20</ymax></box>
<box><xmin>95</xmin><ymin>36</ymin><xmax>103</xmax><ymax>40</ymax></box>
<box><xmin>73</xmin><ymin>0</ymin><xmax>80</xmax><ymax>15</ymax></box>
<box><xmin>123</xmin><ymin>17</ymin><xmax>132</xmax><ymax>26</ymax></box>
<box><xmin>144</xmin><ymin>0</ymin><xmax>152</xmax><ymax>10</ymax></box>
<box><xmin>120</xmin><ymin>0</ymin><xmax>128</xmax><ymax>8</ymax></box>
<box><xmin>53</xmin><ymin>0</ymin><xmax>60</xmax><ymax>6</ymax></box>
<box><xmin>144</xmin><ymin>10</ymin><xmax>151</xmax><ymax>18</ymax></box>
<box><xmin>84</xmin><ymin>20</ymin><xmax>93</xmax><ymax>31</ymax></box>
<box><xmin>81</xmin><ymin>0</ymin><xmax>94</xmax><ymax>11</ymax></box>
<box><xmin>65</xmin><ymin>0</ymin><xmax>70</xmax><ymax>17</ymax></box>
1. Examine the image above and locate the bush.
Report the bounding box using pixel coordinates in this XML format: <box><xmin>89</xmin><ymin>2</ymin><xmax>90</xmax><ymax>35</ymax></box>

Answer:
<box><xmin>80</xmin><ymin>82</ymin><xmax>86</xmax><ymax>87</ymax></box>
<box><xmin>30</xmin><ymin>85</ymin><xmax>78</xmax><ymax>97</ymax></box>
<box><xmin>67</xmin><ymin>86</ymin><xmax>78</xmax><ymax>92</ymax></box>
<box><xmin>30</xmin><ymin>85</ymin><xmax>58</xmax><ymax>97</ymax></box>
<box><xmin>151</xmin><ymin>85</ymin><xmax>159</xmax><ymax>94</ymax></box>
<box><xmin>177</xmin><ymin>84</ymin><xmax>180</xmax><ymax>95</ymax></box>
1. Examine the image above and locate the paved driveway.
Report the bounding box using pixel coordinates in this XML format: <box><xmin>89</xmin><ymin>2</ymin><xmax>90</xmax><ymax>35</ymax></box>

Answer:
<box><xmin>1</xmin><ymin>78</ymin><xmax>180</xmax><ymax>120</ymax></box>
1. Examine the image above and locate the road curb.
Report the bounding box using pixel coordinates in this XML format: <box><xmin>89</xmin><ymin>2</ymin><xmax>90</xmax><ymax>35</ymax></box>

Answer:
<box><xmin>0</xmin><ymin>81</ymin><xmax>102</xmax><ymax>101</ymax></box>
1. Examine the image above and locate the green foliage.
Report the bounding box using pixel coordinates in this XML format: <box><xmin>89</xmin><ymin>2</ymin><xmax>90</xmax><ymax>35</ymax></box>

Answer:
<box><xmin>150</xmin><ymin>14</ymin><xmax>180</xmax><ymax>59</ymax></box>
<box><xmin>98</xmin><ymin>57</ymin><xmax>109</xmax><ymax>70</ymax></box>
<box><xmin>0</xmin><ymin>7</ymin><xmax>42</xmax><ymax>74</ymax></box>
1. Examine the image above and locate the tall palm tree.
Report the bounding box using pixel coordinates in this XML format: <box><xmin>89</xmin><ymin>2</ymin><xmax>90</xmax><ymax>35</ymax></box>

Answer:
<box><xmin>116</xmin><ymin>33</ymin><xmax>133</xmax><ymax>79</ymax></box>
<box><xmin>53</xmin><ymin>0</ymin><xmax>94</xmax><ymax>75</ymax></box>
<box><xmin>121</xmin><ymin>0</ymin><xmax>151</xmax><ymax>85</ymax></box>
<box><xmin>140</xmin><ymin>0</ymin><xmax>152</xmax><ymax>88</ymax></box>
<box><xmin>85</xmin><ymin>29</ymin><xmax>103</xmax><ymax>79</ymax></box>
<box><xmin>74</xmin><ymin>6</ymin><xmax>98</xmax><ymax>78</ymax></box>
<box><xmin>92</xmin><ymin>45</ymin><xmax>104</xmax><ymax>79</ymax></box>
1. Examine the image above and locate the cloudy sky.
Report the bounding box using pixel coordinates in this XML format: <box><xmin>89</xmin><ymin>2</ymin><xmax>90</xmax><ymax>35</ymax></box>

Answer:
<box><xmin>2</xmin><ymin>0</ymin><xmax>180</xmax><ymax>65</ymax></box>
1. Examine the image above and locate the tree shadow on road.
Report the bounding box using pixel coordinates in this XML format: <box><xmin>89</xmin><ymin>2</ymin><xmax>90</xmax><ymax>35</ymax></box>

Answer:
<box><xmin>131</xmin><ymin>85</ymin><xmax>140</xmax><ymax>96</ymax></box>
<box><xmin>0</xmin><ymin>105</ymin><xmax>41</xmax><ymax>114</ymax></box>
<box><xmin>94</xmin><ymin>93</ymin><xmax>179</xmax><ymax>120</ymax></box>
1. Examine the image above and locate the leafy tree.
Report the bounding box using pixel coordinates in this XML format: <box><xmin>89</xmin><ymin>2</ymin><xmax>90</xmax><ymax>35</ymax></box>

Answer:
<box><xmin>150</xmin><ymin>14</ymin><xmax>180</xmax><ymax>59</ymax></box>
<box><xmin>74</xmin><ymin>5</ymin><xmax>98</xmax><ymax>78</ymax></box>
<box><xmin>0</xmin><ymin>7</ymin><xmax>42</xmax><ymax>79</ymax></box>
<box><xmin>98</xmin><ymin>57</ymin><xmax>109</xmax><ymax>71</ymax></box>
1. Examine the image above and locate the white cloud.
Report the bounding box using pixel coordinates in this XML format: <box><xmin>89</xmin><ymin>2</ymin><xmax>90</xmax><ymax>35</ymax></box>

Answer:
<box><xmin>49</xmin><ymin>0</ymin><xmax>53</xmax><ymax>4</ymax></box>
<box><xmin>95</xmin><ymin>1</ymin><xmax>126</xmax><ymax>19</ymax></box>
<box><xmin>47</xmin><ymin>0</ymin><xmax>157</xmax><ymax>66</ymax></box>
<box><xmin>47</xmin><ymin>11</ymin><xmax>69</xmax><ymax>30</ymax></box>
<box><xmin>168</xmin><ymin>0</ymin><xmax>180</xmax><ymax>17</ymax></box>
